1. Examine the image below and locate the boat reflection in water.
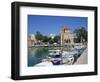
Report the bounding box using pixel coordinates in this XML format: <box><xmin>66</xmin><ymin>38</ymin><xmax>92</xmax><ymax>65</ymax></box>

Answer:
<box><xmin>28</xmin><ymin>45</ymin><xmax>86</xmax><ymax>67</ymax></box>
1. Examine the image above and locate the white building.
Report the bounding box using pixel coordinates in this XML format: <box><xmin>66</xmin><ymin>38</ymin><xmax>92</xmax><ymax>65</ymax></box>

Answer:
<box><xmin>28</xmin><ymin>34</ymin><xmax>37</xmax><ymax>47</ymax></box>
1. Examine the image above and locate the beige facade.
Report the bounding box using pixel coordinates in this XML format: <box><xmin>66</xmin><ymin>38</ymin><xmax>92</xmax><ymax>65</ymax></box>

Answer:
<box><xmin>28</xmin><ymin>34</ymin><xmax>37</xmax><ymax>47</ymax></box>
<box><xmin>61</xmin><ymin>26</ymin><xmax>74</xmax><ymax>46</ymax></box>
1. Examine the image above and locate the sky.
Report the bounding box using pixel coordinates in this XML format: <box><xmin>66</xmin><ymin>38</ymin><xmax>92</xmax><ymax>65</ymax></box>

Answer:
<box><xmin>28</xmin><ymin>15</ymin><xmax>87</xmax><ymax>36</ymax></box>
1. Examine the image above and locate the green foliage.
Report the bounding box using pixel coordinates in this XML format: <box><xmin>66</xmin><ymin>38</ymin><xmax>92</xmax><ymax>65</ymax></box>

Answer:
<box><xmin>42</xmin><ymin>36</ymin><xmax>49</xmax><ymax>42</ymax></box>
<box><xmin>35</xmin><ymin>31</ymin><xmax>43</xmax><ymax>41</ymax></box>
<box><xmin>35</xmin><ymin>31</ymin><xmax>60</xmax><ymax>44</ymax></box>
<box><xmin>74</xmin><ymin>27</ymin><xmax>87</xmax><ymax>43</ymax></box>
<box><xmin>48</xmin><ymin>37</ymin><xmax>54</xmax><ymax>44</ymax></box>
<box><xmin>53</xmin><ymin>35</ymin><xmax>60</xmax><ymax>43</ymax></box>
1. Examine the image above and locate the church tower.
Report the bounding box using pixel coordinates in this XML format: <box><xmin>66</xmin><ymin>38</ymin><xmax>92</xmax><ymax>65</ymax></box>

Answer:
<box><xmin>61</xmin><ymin>26</ymin><xmax>74</xmax><ymax>46</ymax></box>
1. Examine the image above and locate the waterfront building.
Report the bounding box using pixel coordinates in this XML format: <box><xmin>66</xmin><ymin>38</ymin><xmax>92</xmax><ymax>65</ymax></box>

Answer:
<box><xmin>28</xmin><ymin>34</ymin><xmax>37</xmax><ymax>47</ymax></box>
<box><xmin>61</xmin><ymin>26</ymin><xmax>74</xmax><ymax>46</ymax></box>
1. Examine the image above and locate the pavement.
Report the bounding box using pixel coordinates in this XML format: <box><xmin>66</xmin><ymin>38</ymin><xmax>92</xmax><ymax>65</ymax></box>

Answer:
<box><xmin>75</xmin><ymin>48</ymin><xmax>88</xmax><ymax>64</ymax></box>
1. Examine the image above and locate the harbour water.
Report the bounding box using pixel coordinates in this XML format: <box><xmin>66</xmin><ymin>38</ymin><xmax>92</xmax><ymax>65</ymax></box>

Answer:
<box><xmin>28</xmin><ymin>46</ymin><xmax>68</xmax><ymax>66</ymax></box>
<box><xmin>28</xmin><ymin>46</ymin><xmax>86</xmax><ymax>67</ymax></box>
<box><xmin>28</xmin><ymin>47</ymin><xmax>48</xmax><ymax>66</ymax></box>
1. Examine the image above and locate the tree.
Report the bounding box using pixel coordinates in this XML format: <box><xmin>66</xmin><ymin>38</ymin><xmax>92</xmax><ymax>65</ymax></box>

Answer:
<box><xmin>53</xmin><ymin>35</ymin><xmax>60</xmax><ymax>43</ymax></box>
<box><xmin>35</xmin><ymin>31</ymin><xmax>43</xmax><ymax>41</ymax></box>
<box><xmin>74</xmin><ymin>27</ymin><xmax>87</xmax><ymax>43</ymax></box>
<box><xmin>48</xmin><ymin>35</ymin><xmax>60</xmax><ymax>44</ymax></box>
<box><xmin>42</xmin><ymin>36</ymin><xmax>49</xmax><ymax>43</ymax></box>
<box><xmin>48</xmin><ymin>37</ymin><xmax>54</xmax><ymax>44</ymax></box>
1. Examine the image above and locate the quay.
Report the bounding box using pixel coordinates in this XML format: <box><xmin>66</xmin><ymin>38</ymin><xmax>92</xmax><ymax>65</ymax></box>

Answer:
<box><xmin>75</xmin><ymin>48</ymin><xmax>87</xmax><ymax>64</ymax></box>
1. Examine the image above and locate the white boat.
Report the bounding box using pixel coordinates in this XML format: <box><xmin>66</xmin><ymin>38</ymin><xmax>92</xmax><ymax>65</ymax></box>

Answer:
<box><xmin>62</xmin><ymin>49</ymin><xmax>79</xmax><ymax>58</ymax></box>
<box><xmin>48</xmin><ymin>50</ymin><xmax>61</xmax><ymax>55</ymax></box>
<box><xmin>35</xmin><ymin>50</ymin><xmax>75</xmax><ymax>66</ymax></box>
<box><xmin>35</xmin><ymin>47</ymin><xmax>86</xmax><ymax>66</ymax></box>
<box><xmin>61</xmin><ymin>51</ymin><xmax>75</xmax><ymax>64</ymax></box>
<box><xmin>35</xmin><ymin>55</ymin><xmax>74</xmax><ymax>66</ymax></box>
<box><xmin>62</xmin><ymin>55</ymin><xmax>74</xmax><ymax>65</ymax></box>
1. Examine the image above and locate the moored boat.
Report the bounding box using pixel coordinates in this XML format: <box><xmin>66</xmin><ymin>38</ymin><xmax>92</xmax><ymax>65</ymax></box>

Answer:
<box><xmin>34</xmin><ymin>46</ymin><xmax>86</xmax><ymax>66</ymax></box>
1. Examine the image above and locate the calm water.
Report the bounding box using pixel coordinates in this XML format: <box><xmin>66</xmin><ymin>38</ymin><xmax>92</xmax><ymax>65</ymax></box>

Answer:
<box><xmin>28</xmin><ymin>47</ymin><xmax>67</xmax><ymax>67</ymax></box>
<box><xmin>28</xmin><ymin>47</ymin><xmax>47</xmax><ymax>66</ymax></box>
<box><xmin>28</xmin><ymin>46</ymin><xmax>86</xmax><ymax>67</ymax></box>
